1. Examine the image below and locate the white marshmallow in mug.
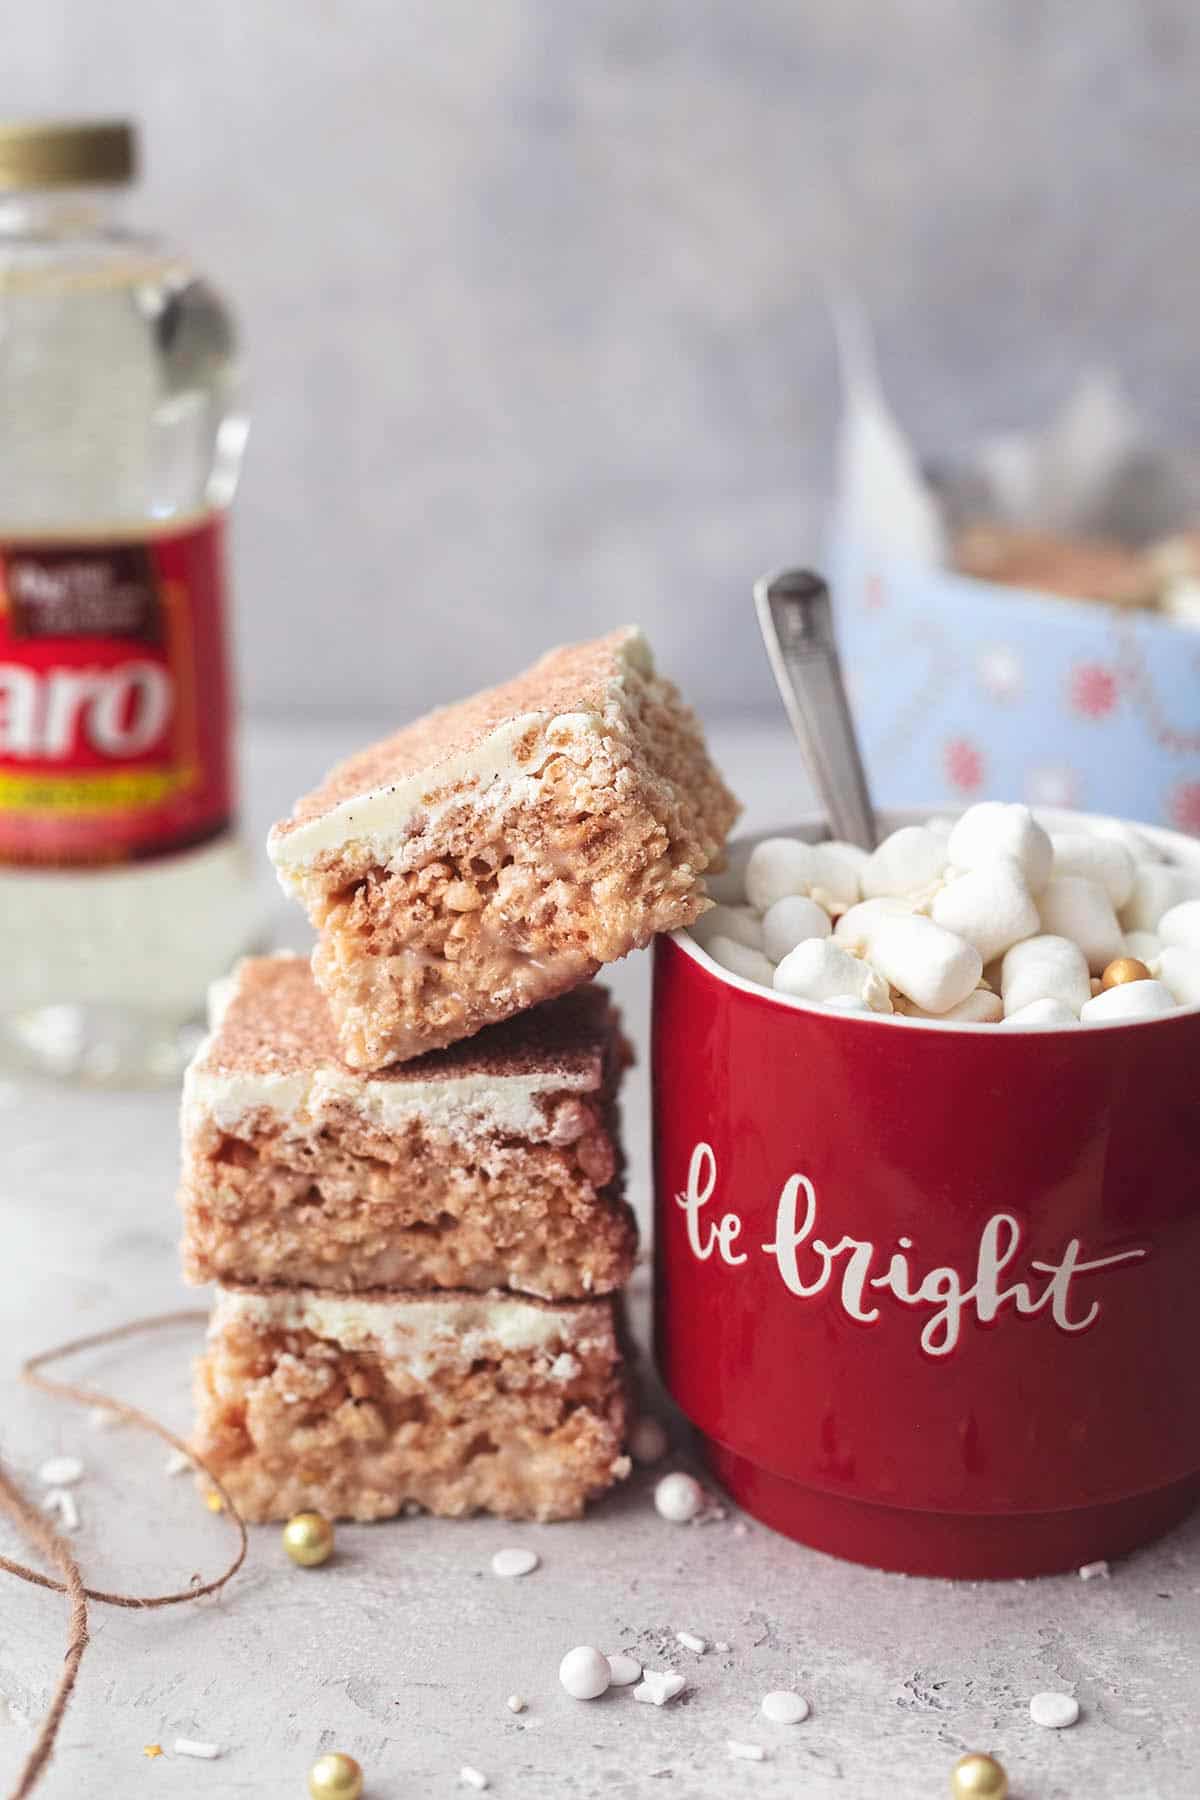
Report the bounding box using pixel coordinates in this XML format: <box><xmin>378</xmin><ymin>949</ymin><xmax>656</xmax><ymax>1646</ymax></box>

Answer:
<box><xmin>761</xmin><ymin>895</ymin><xmax>832</xmax><ymax>963</ymax></box>
<box><xmin>833</xmin><ymin>895</ymin><xmax>916</xmax><ymax>953</ymax></box>
<box><xmin>1156</xmin><ymin>947</ymin><xmax>1200</xmax><ymax>1007</ymax></box>
<box><xmin>810</xmin><ymin>840</ymin><xmax>867</xmax><ymax>910</ymax></box>
<box><xmin>1092</xmin><ymin>817</ymin><xmax>1167</xmax><ymax>865</ymax></box>
<box><xmin>744</xmin><ymin>838</ymin><xmax>822</xmax><ymax>912</ymax></box>
<box><xmin>861</xmin><ymin>826</ymin><xmax>947</xmax><ymax>899</ymax></box>
<box><xmin>930</xmin><ymin>858</ymin><xmax>1040</xmax><ymax>965</ymax></box>
<box><xmin>1081</xmin><ymin>979</ymin><xmax>1179</xmax><ymax>1024</ymax></box>
<box><xmin>705</xmin><ymin>935</ymin><xmax>776</xmax><ymax>988</ymax></box>
<box><xmin>904</xmin><ymin>988</ymin><xmax>1004</xmax><ymax>1023</ymax></box>
<box><xmin>691</xmin><ymin>904</ymin><xmax>765</xmax><ymax>955</ymax></box>
<box><xmin>1120</xmin><ymin>864</ymin><xmax>1200</xmax><ymax>933</ymax></box>
<box><xmin>1158</xmin><ymin>898</ymin><xmax>1200</xmax><ymax>954</ymax></box>
<box><xmin>1001</xmin><ymin>935</ymin><xmax>1092</xmax><ymax>1018</ymax></box>
<box><xmin>1038</xmin><ymin>877</ymin><xmax>1124</xmax><ymax>974</ymax></box>
<box><xmin>868</xmin><ymin>915</ymin><xmax>982</xmax><ymax>1014</ymax></box>
<box><xmin>1123</xmin><ymin>930</ymin><xmax>1162</xmax><ymax>962</ymax></box>
<box><xmin>773</xmin><ymin>939</ymin><xmax>892</xmax><ymax>1013</ymax></box>
<box><xmin>1000</xmin><ymin>997</ymin><xmax>1080</xmax><ymax>1028</ymax></box>
<box><xmin>1049</xmin><ymin>831</ymin><xmax>1135</xmax><ymax>909</ymax></box>
<box><xmin>947</xmin><ymin>802</ymin><xmax>1053</xmax><ymax>893</ymax></box>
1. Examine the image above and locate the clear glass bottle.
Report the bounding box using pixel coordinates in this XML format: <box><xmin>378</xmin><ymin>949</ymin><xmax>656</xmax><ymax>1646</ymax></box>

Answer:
<box><xmin>0</xmin><ymin>119</ymin><xmax>253</xmax><ymax>1082</ymax></box>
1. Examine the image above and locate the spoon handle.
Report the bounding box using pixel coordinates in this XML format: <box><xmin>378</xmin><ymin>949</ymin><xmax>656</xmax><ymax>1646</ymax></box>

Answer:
<box><xmin>754</xmin><ymin>568</ymin><xmax>877</xmax><ymax>851</ymax></box>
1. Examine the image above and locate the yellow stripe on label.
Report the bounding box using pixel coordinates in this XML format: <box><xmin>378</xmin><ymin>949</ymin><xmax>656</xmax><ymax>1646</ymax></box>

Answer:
<box><xmin>0</xmin><ymin>765</ymin><xmax>195</xmax><ymax>812</ymax></box>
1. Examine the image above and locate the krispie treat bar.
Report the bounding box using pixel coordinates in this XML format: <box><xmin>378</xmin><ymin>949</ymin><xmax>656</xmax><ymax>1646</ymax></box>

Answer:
<box><xmin>268</xmin><ymin>628</ymin><xmax>738</xmax><ymax>1068</ymax></box>
<box><xmin>193</xmin><ymin>1287</ymin><xmax>629</xmax><ymax>1522</ymax></box>
<box><xmin>180</xmin><ymin>954</ymin><xmax>635</xmax><ymax>1300</ymax></box>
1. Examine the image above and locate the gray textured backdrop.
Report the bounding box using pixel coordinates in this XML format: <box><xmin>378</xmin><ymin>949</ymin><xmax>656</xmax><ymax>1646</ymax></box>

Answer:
<box><xmin>10</xmin><ymin>2</ymin><xmax>1200</xmax><ymax>719</ymax></box>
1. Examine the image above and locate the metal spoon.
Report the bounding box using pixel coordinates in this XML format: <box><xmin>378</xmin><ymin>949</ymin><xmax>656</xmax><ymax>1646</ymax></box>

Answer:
<box><xmin>753</xmin><ymin>567</ymin><xmax>877</xmax><ymax>850</ymax></box>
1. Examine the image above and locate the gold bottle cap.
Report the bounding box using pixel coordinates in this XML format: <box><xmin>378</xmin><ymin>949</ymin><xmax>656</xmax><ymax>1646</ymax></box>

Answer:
<box><xmin>0</xmin><ymin>119</ymin><xmax>136</xmax><ymax>191</ymax></box>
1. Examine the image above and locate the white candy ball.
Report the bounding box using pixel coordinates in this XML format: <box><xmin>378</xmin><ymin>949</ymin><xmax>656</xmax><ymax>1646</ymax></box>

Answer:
<box><xmin>1039</xmin><ymin>876</ymin><xmax>1124</xmax><ymax>974</ymax></box>
<box><xmin>744</xmin><ymin>838</ymin><xmax>821</xmax><ymax>912</ymax></box>
<box><xmin>1029</xmin><ymin>1691</ymin><xmax>1080</xmax><ymax>1730</ymax></box>
<box><xmin>1121</xmin><ymin>864</ymin><xmax>1200</xmax><ymax>933</ymax></box>
<box><xmin>1155</xmin><ymin>947</ymin><xmax>1200</xmax><ymax>1007</ymax></box>
<box><xmin>691</xmin><ymin>904</ymin><xmax>764</xmax><ymax>954</ymax></box>
<box><xmin>948</xmin><ymin>802</ymin><xmax>1053</xmax><ymax>893</ymax></box>
<box><xmin>869</xmin><ymin>915</ymin><xmax>982</xmax><ymax>1014</ymax></box>
<box><xmin>1001</xmin><ymin>934</ymin><xmax>1092</xmax><ymax>1017</ymax></box>
<box><xmin>1049</xmin><ymin>831</ymin><xmax>1135</xmax><ymax>908</ymax></box>
<box><xmin>654</xmin><ymin>1472</ymin><xmax>704</xmax><ymax>1523</ymax></box>
<box><xmin>705</xmin><ymin>936</ymin><xmax>775</xmax><ymax>988</ymax></box>
<box><xmin>761</xmin><ymin>895</ymin><xmax>832</xmax><ymax>962</ymax></box>
<box><xmin>833</xmin><ymin>895</ymin><xmax>915</xmax><ymax>951</ymax></box>
<box><xmin>930</xmin><ymin>857</ymin><xmax>1039</xmax><ymax>964</ymax></box>
<box><xmin>773</xmin><ymin>939</ymin><xmax>892</xmax><ymax>1012</ymax></box>
<box><xmin>1000</xmin><ymin>997</ymin><xmax>1080</xmax><ymax>1028</ymax></box>
<box><xmin>1158</xmin><ymin>898</ymin><xmax>1200</xmax><ymax>954</ymax></box>
<box><xmin>559</xmin><ymin>1646</ymin><xmax>612</xmax><ymax>1700</ymax></box>
<box><xmin>1080</xmin><ymin>980</ymin><xmax>1178</xmax><ymax>1024</ymax></box>
<box><xmin>861</xmin><ymin>826</ymin><xmax>947</xmax><ymax>899</ymax></box>
<box><xmin>761</xmin><ymin>1690</ymin><xmax>810</xmax><ymax>1725</ymax></box>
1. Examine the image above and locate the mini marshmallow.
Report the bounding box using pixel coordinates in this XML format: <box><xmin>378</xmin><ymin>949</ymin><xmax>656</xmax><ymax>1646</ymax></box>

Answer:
<box><xmin>761</xmin><ymin>895</ymin><xmax>832</xmax><ymax>962</ymax></box>
<box><xmin>904</xmin><ymin>988</ymin><xmax>1003</xmax><ymax>1023</ymax></box>
<box><xmin>869</xmin><ymin>915</ymin><xmax>982</xmax><ymax>1014</ymax></box>
<box><xmin>1120</xmin><ymin>864</ymin><xmax>1200</xmax><ymax>933</ymax></box>
<box><xmin>948</xmin><ymin>802</ymin><xmax>1053</xmax><ymax>893</ymax></box>
<box><xmin>833</xmin><ymin>896</ymin><xmax>915</xmax><ymax>952</ymax></box>
<box><xmin>1155</xmin><ymin>947</ymin><xmax>1200</xmax><ymax>1007</ymax></box>
<box><xmin>744</xmin><ymin>838</ymin><xmax>822</xmax><ymax>912</ymax></box>
<box><xmin>924</xmin><ymin>816</ymin><xmax>956</xmax><ymax>839</ymax></box>
<box><xmin>1001</xmin><ymin>935</ymin><xmax>1092</xmax><ymax>1018</ymax></box>
<box><xmin>1049</xmin><ymin>831</ymin><xmax>1135</xmax><ymax>908</ymax></box>
<box><xmin>705</xmin><ymin>936</ymin><xmax>775</xmax><ymax>988</ymax></box>
<box><xmin>691</xmin><ymin>904</ymin><xmax>765</xmax><ymax>954</ymax></box>
<box><xmin>1092</xmin><ymin>818</ymin><xmax>1167</xmax><ymax>864</ymax></box>
<box><xmin>1000</xmin><ymin>997</ymin><xmax>1080</xmax><ymax>1028</ymax></box>
<box><xmin>773</xmin><ymin>939</ymin><xmax>892</xmax><ymax>1013</ymax></box>
<box><xmin>1158</xmin><ymin>898</ymin><xmax>1200</xmax><ymax>954</ymax></box>
<box><xmin>1123</xmin><ymin>930</ymin><xmax>1162</xmax><ymax>962</ymax></box>
<box><xmin>930</xmin><ymin>858</ymin><xmax>1039</xmax><ymax>964</ymax></box>
<box><xmin>861</xmin><ymin>826</ymin><xmax>947</xmax><ymax>899</ymax></box>
<box><xmin>810</xmin><ymin>841</ymin><xmax>866</xmax><ymax>910</ymax></box>
<box><xmin>1081</xmin><ymin>979</ymin><xmax>1178</xmax><ymax>1024</ymax></box>
<box><xmin>1039</xmin><ymin>877</ymin><xmax>1124</xmax><ymax>974</ymax></box>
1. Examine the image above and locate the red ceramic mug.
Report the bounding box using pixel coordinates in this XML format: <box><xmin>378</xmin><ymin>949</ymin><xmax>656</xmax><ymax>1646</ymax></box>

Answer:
<box><xmin>652</xmin><ymin>809</ymin><xmax>1200</xmax><ymax>1578</ymax></box>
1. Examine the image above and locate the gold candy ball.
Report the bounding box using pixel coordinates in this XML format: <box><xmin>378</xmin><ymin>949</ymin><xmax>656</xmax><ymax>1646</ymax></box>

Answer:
<box><xmin>283</xmin><ymin>1511</ymin><xmax>335</xmax><ymax>1567</ymax></box>
<box><xmin>308</xmin><ymin>1751</ymin><xmax>363</xmax><ymax>1800</ymax></box>
<box><xmin>950</xmin><ymin>1751</ymin><xmax>1008</xmax><ymax>1799</ymax></box>
<box><xmin>1101</xmin><ymin>956</ymin><xmax>1152</xmax><ymax>990</ymax></box>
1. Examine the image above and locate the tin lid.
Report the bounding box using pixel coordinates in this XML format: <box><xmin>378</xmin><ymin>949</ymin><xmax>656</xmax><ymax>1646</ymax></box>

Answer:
<box><xmin>0</xmin><ymin>119</ymin><xmax>136</xmax><ymax>191</ymax></box>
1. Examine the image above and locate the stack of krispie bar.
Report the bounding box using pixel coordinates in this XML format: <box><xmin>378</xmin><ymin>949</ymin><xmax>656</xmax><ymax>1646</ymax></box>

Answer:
<box><xmin>182</xmin><ymin>627</ymin><xmax>737</xmax><ymax>1522</ymax></box>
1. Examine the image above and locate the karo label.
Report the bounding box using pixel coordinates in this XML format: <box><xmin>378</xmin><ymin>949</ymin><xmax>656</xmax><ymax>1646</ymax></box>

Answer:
<box><xmin>0</xmin><ymin>517</ymin><xmax>235</xmax><ymax>866</ymax></box>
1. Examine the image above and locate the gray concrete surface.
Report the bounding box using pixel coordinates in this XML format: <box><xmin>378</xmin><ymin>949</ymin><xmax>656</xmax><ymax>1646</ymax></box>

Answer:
<box><xmin>1</xmin><ymin>720</ymin><xmax>1198</xmax><ymax>1799</ymax></box>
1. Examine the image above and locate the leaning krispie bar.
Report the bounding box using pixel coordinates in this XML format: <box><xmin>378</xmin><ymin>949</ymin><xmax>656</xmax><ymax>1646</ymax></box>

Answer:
<box><xmin>193</xmin><ymin>1287</ymin><xmax>629</xmax><ymax>1522</ymax></box>
<box><xmin>180</xmin><ymin>954</ymin><xmax>635</xmax><ymax>1299</ymax></box>
<box><xmin>268</xmin><ymin>627</ymin><xmax>738</xmax><ymax>1068</ymax></box>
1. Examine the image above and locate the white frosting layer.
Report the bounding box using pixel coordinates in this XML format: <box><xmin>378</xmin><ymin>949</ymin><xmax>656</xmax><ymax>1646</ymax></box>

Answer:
<box><xmin>182</xmin><ymin>1057</ymin><xmax>596</xmax><ymax>1144</ymax></box>
<box><xmin>212</xmin><ymin>1287</ymin><xmax>611</xmax><ymax>1379</ymax></box>
<box><xmin>267</xmin><ymin>628</ymin><xmax>651</xmax><ymax>873</ymax></box>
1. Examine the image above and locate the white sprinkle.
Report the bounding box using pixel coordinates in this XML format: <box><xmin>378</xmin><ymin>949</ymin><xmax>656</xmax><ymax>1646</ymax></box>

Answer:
<box><xmin>633</xmin><ymin>1669</ymin><xmax>686</xmax><ymax>1707</ymax></box>
<box><xmin>88</xmin><ymin>1406</ymin><xmax>120</xmax><ymax>1431</ymax></box>
<box><xmin>727</xmin><ymin>1740</ymin><xmax>766</xmax><ymax>1761</ymax></box>
<box><xmin>714</xmin><ymin>1641</ymin><xmax>731</xmax><ymax>1654</ymax></box>
<box><xmin>506</xmin><ymin>1694</ymin><xmax>526</xmax><ymax>1714</ymax></box>
<box><xmin>606</xmin><ymin>1652</ymin><xmax>642</xmax><ymax>1687</ymax></box>
<box><xmin>1079</xmin><ymin>1559</ymin><xmax>1110</xmax><ymax>1581</ymax></box>
<box><xmin>629</xmin><ymin>1415</ymin><xmax>669</xmax><ymax>1465</ymax></box>
<box><xmin>559</xmin><ymin>1646</ymin><xmax>611</xmax><ymax>1700</ymax></box>
<box><xmin>675</xmin><ymin>1631</ymin><xmax>707</xmax><ymax>1654</ymax></box>
<box><xmin>173</xmin><ymin>1739</ymin><xmax>221</xmax><ymax>1759</ymax></box>
<box><xmin>164</xmin><ymin>1449</ymin><xmax>192</xmax><ymax>1477</ymax></box>
<box><xmin>654</xmin><ymin>1472</ymin><xmax>704</xmax><ymax>1523</ymax></box>
<box><xmin>41</xmin><ymin>1488</ymin><xmax>80</xmax><ymax>1533</ymax></box>
<box><xmin>761</xmin><ymin>1690</ymin><xmax>810</xmax><ymax>1724</ymax></box>
<box><xmin>1030</xmin><ymin>1692</ymin><xmax>1080</xmax><ymax>1729</ymax></box>
<box><xmin>37</xmin><ymin>1456</ymin><xmax>83</xmax><ymax>1487</ymax></box>
<box><xmin>732</xmin><ymin>1521</ymin><xmax>748</xmax><ymax>1538</ymax></box>
<box><xmin>460</xmin><ymin>1766</ymin><xmax>489</xmax><ymax>1790</ymax></box>
<box><xmin>491</xmin><ymin>1546</ymin><xmax>539</xmax><ymax>1579</ymax></box>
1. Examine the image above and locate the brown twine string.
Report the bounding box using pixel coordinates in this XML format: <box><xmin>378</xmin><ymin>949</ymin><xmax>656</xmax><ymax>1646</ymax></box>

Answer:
<box><xmin>0</xmin><ymin>1309</ymin><xmax>249</xmax><ymax>1799</ymax></box>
